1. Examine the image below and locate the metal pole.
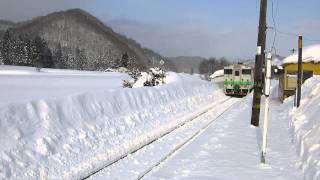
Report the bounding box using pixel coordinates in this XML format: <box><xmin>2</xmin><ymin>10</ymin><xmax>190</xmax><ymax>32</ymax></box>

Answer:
<box><xmin>293</xmin><ymin>88</ymin><xmax>297</xmax><ymax>107</ymax></box>
<box><xmin>297</xmin><ymin>35</ymin><xmax>303</xmax><ymax>107</ymax></box>
<box><xmin>261</xmin><ymin>52</ymin><xmax>272</xmax><ymax>163</ymax></box>
<box><xmin>251</xmin><ymin>0</ymin><xmax>268</xmax><ymax>126</ymax></box>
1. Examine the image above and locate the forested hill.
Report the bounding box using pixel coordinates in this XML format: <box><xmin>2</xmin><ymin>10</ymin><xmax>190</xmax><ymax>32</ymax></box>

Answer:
<box><xmin>0</xmin><ymin>9</ymin><xmax>175</xmax><ymax>71</ymax></box>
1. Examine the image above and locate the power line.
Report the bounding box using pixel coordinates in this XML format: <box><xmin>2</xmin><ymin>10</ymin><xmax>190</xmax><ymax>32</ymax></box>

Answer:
<box><xmin>268</xmin><ymin>0</ymin><xmax>320</xmax><ymax>48</ymax></box>
<box><xmin>270</xmin><ymin>0</ymin><xmax>277</xmax><ymax>55</ymax></box>
<box><xmin>276</xmin><ymin>29</ymin><xmax>320</xmax><ymax>42</ymax></box>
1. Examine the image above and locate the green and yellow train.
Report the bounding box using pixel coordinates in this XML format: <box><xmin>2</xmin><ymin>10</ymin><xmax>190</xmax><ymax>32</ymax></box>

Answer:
<box><xmin>223</xmin><ymin>64</ymin><xmax>254</xmax><ymax>96</ymax></box>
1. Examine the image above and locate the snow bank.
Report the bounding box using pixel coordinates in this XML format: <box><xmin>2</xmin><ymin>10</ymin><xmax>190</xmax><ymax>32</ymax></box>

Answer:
<box><xmin>0</xmin><ymin>72</ymin><xmax>224</xmax><ymax>179</ymax></box>
<box><xmin>282</xmin><ymin>44</ymin><xmax>320</xmax><ymax>64</ymax></box>
<box><xmin>282</xmin><ymin>76</ymin><xmax>320</xmax><ymax>179</ymax></box>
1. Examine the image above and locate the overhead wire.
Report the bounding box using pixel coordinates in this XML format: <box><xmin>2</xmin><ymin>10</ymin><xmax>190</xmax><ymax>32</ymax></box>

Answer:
<box><xmin>276</xmin><ymin>29</ymin><xmax>320</xmax><ymax>42</ymax></box>
<box><xmin>268</xmin><ymin>0</ymin><xmax>320</xmax><ymax>55</ymax></box>
<box><xmin>270</xmin><ymin>0</ymin><xmax>277</xmax><ymax>55</ymax></box>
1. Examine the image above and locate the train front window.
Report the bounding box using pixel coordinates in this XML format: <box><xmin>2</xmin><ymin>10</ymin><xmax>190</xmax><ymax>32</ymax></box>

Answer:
<box><xmin>242</xmin><ymin>69</ymin><xmax>251</xmax><ymax>74</ymax></box>
<box><xmin>235</xmin><ymin>71</ymin><xmax>239</xmax><ymax>76</ymax></box>
<box><xmin>224</xmin><ymin>69</ymin><xmax>232</xmax><ymax>74</ymax></box>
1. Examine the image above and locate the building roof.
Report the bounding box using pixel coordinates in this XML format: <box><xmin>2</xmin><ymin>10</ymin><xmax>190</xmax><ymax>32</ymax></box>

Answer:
<box><xmin>282</xmin><ymin>44</ymin><xmax>320</xmax><ymax>65</ymax></box>
<box><xmin>209</xmin><ymin>69</ymin><xmax>224</xmax><ymax>79</ymax></box>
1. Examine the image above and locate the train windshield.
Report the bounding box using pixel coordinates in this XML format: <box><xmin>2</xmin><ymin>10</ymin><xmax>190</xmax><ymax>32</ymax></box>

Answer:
<box><xmin>224</xmin><ymin>69</ymin><xmax>232</xmax><ymax>74</ymax></box>
<box><xmin>242</xmin><ymin>69</ymin><xmax>251</xmax><ymax>74</ymax></box>
<box><xmin>235</xmin><ymin>71</ymin><xmax>239</xmax><ymax>76</ymax></box>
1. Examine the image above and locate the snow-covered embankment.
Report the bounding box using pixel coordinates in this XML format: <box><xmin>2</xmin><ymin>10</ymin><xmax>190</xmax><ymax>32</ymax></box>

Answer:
<box><xmin>0</xmin><ymin>72</ymin><xmax>224</xmax><ymax>179</ymax></box>
<box><xmin>281</xmin><ymin>76</ymin><xmax>320</xmax><ymax>179</ymax></box>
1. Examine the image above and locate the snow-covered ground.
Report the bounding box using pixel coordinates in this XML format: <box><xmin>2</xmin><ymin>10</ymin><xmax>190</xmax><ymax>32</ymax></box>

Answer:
<box><xmin>145</xmin><ymin>78</ymin><xmax>320</xmax><ymax>180</ymax></box>
<box><xmin>92</xmin><ymin>78</ymin><xmax>320</xmax><ymax>180</ymax></box>
<box><xmin>1</xmin><ymin>65</ymin><xmax>319</xmax><ymax>180</ymax></box>
<box><xmin>146</xmin><ymin>94</ymin><xmax>303</xmax><ymax>180</ymax></box>
<box><xmin>90</xmin><ymin>97</ymin><xmax>238</xmax><ymax>179</ymax></box>
<box><xmin>0</xmin><ymin>65</ymin><xmax>129</xmax><ymax>104</ymax></box>
<box><xmin>0</xmin><ymin>65</ymin><xmax>225</xmax><ymax>179</ymax></box>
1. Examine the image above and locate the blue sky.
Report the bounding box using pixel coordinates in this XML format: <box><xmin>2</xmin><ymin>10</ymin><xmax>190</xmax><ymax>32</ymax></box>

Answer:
<box><xmin>1</xmin><ymin>0</ymin><xmax>320</xmax><ymax>59</ymax></box>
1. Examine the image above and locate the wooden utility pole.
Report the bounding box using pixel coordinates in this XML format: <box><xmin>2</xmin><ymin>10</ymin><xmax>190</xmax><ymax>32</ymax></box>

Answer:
<box><xmin>251</xmin><ymin>0</ymin><xmax>268</xmax><ymax>126</ymax></box>
<box><xmin>297</xmin><ymin>35</ymin><xmax>303</xmax><ymax>107</ymax></box>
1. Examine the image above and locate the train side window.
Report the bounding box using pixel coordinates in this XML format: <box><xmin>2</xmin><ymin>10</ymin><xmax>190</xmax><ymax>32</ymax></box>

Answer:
<box><xmin>224</xmin><ymin>69</ymin><xmax>232</xmax><ymax>74</ymax></box>
<box><xmin>242</xmin><ymin>69</ymin><xmax>251</xmax><ymax>74</ymax></box>
<box><xmin>235</xmin><ymin>71</ymin><xmax>239</xmax><ymax>76</ymax></box>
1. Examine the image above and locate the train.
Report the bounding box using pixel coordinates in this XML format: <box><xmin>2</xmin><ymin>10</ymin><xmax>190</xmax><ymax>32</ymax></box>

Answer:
<box><xmin>223</xmin><ymin>64</ymin><xmax>254</xmax><ymax>96</ymax></box>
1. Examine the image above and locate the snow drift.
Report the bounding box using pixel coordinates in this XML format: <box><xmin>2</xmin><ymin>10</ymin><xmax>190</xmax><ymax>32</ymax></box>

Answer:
<box><xmin>0</xmin><ymin>72</ymin><xmax>224</xmax><ymax>179</ymax></box>
<box><xmin>282</xmin><ymin>76</ymin><xmax>320</xmax><ymax>179</ymax></box>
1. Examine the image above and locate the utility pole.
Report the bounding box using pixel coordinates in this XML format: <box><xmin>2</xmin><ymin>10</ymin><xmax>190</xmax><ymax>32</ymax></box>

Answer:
<box><xmin>261</xmin><ymin>52</ymin><xmax>272</xmax><ymax>163</ymax></box>
<box><xmin>297</xmin><ymin>35</ymin><xmax>303</xmax><ymax>107</ymax></box>
<box><xmin>251</xmin><ymin>0</ymin><xmax>268</xmax><ymax>126</ymax></box>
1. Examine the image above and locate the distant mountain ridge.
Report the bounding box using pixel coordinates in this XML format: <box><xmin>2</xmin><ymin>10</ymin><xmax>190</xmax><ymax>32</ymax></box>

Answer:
<box><xmin>168</xmin><ymin>56</ymin><xmax>205</xmax><ymax>74</ymax></box>
<box><xmin>0</xmin><ymin>9</ymin><xmax>175</xmax><ymax>70</ymax></box>
<box><xmin>0</xmin><ymin>20</ymin><xmax>15</xmax><ymax>31</ymax></box>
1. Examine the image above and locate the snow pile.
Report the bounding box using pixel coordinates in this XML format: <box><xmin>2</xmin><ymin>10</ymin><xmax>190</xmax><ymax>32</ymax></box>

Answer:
<box><xmin>283</xmin><ymin>76</ymin><xmax>320</xmax><ymax>179</ymax></box>
<box><xmin>130</xmin><ymin>67</ymin><xmax>165</xmax><ymax>88</ymax></box>
<box><xmin>282</xmin><ymin>44</ymin><xmax>320</xmax><ymax>64</ymax></box>
<box><xmin>0</xmin><ymin>72</ymin><xmax>223</xmax><ymax>179</ymax></box>
<box><xmin>209</xmin><ymin>69</ymin><xmax>224</xmax><ymax>79</ymax></box>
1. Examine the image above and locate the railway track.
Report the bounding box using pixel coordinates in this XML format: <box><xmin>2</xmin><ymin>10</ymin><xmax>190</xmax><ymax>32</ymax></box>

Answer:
<box><xmin>136</xmin><ymin>97</ymin><xmax>238</xmax><ymax>179</ymax></box>
<box><xmin>82</xmin><ymin>97</ymin><xmax>237</xmax><ymax>180</ymax></box>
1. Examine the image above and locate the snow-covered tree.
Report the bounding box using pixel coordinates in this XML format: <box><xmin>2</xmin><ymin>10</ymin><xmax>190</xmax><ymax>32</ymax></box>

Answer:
<box><xmin>75</xmin><ymin>47</ymin><xmax>87</xmax><ymax>70</ymax></box>
<box><xmin>2</xmin><ymin>30</ymin><xmax>15</xmax><ymax>65</ymax></box>
<box><xmin>124</xmin><ymin>66</ymin><xmax>166</xmax><ymax>88</ymax></box>
<box><xmin>53</xmin><ymin>43</ymin><xmax>67</xmax><ymax>69</ymax></box>
<box><xmin>33</xmin><ymin>36</ymin><xmax>53</xmax><ymax>69</ymax></box>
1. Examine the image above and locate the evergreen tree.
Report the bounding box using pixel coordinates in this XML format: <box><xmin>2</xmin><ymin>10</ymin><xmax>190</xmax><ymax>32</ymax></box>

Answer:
<box><xmin>2</xmin><ymin>30</ymin><xmax>14</xmax><ymax>65</ymax></box>
<box><xmin>28</xmin><ymin>37</ymin><xmax>38</xmax><ymax>67</ymax></box>
<box><xmin>33</xmin><ymin>36</ymin><xmax>53</xmax><ymax>69</ymax></box>
<box><xmin>0</xmin><ymin>44</ymin><xmax>3</xmax><ymax>65</ymax></box>
<box><xmin>53</xmin><ymin>43</ymin><xmax>66</xmax><ymax>69</ymax></box>
<box><xmin>120</xmin><ymin>52</ymin><xmax>129</xmax><ymax>68</ymax></box>
<box><xmin>75</xmin><ymin>47</ymin><xmax>87</xmax><ymax>70</ymax></box>
<box><xmin>190</xmin><ymin>68</ymin><xmax>194</xmax><ymax>75</ymax></box>
<box><xmin>16</xmin><ymin>34</ymin><xmax>26</xmax><ymax>65</ymax></box>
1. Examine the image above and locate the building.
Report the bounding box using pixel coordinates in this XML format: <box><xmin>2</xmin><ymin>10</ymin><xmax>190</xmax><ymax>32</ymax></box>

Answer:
<box><xmin>279</xmin><ymin>45</ymin><xmax>320</xmax><ymax>101</ymax></box>
<box><xmin>209</xmin><ymin>69</ymin><xmax>224</xmax><ymax>88</ymax></box>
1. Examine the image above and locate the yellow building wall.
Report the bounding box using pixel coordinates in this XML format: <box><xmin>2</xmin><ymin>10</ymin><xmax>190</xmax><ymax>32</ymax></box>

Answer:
<box><xmin>284</xmin><ymin>62</ymin><xmax>320</xmax><ymax>89</ymax></box>
<box><xmin>280</xmin><ymin>62</ymin><xmax>320</xmax><ymax>101</ymax></box>
<box><xmin>284</xmin><ymin>63</ymin><xmax>320</xmax><ymax>74</ymax></box>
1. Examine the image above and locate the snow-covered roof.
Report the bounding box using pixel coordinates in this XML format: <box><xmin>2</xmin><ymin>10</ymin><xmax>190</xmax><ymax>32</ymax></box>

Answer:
<box><xmin>272</xmin><ymin>57</ymin><xmax>283</xmax><ymax>67</ymax></box>
<box><xmin>209</xmin><ymin>69</ymin><xmax>224</xmax><ymax>79</ymax></box>
<box><xmin>282</xmin><ymin>44</ymin><xmax>320</xmax><ymax>65</ymax></box>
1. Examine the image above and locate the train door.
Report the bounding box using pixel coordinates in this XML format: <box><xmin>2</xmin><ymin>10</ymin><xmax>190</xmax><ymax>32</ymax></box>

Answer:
<box><xmin>233</xmin><ymin>69</ymin><xmax>241</xmax><ymax>94</ymax></box>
